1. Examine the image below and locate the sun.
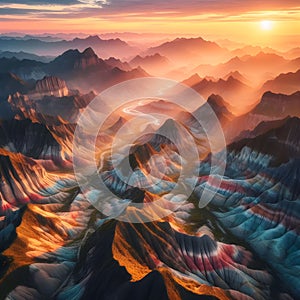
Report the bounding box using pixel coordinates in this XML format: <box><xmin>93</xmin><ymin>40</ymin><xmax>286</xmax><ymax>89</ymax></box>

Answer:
<box><xmin>260</xmin><ymin>20</ymin><xmax>273</xmax><ymax>31</ymax></box>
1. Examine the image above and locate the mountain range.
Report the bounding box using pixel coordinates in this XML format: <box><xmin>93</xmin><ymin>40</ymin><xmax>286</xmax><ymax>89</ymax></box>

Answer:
<box><xmin>0</xmin><ymin>35</ymin><xmax>139</xmax><ymax>58</ymax></box>
<box><xmin>192</xmin><ymin>52</ymin><xmax>300</xmax><ymax>86</ymax></box>
<box><xmin>0</xmin><ymin>33</ymin><xmax>299</xmax><ymax>300</ymax></box>
<box><xmin>145</xmin><ymin>37</ymin><xmax>230</xmax><ymax>65</ymax></box>
<box><xmin>225</xmin><ymin>90</ymin><xmax>300</xmax><ymax>142</ymax></box>
<box><xmin>0</xmin><ymin>47</ymin><xmax>149</xmax><ymax>93</ymax></box>
<box><xmin>182</xmin><ymin>73</ymin><xmax>253</xmax><ymax>112</ymax></box>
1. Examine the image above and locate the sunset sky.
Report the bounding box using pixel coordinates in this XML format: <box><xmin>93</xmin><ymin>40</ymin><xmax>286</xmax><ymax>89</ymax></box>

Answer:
<box><xmin>0</xmin><ymin>0</ymin><xmax>299</xmax><ymax>48</ymax></box>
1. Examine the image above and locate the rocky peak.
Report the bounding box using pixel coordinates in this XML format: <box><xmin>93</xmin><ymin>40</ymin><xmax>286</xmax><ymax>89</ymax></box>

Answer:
<box><xmin>207</xmin><ymin>94</ymin><xmax>227</xmax><ymax>108</ymax></box>
<box><xmin>35</xmin><ymin>76</ymin><xmax>69</xmax><ymax>97</ymax></box>
<box><xmin>207</xmin><ymin>94</ymin><xmax>234</xmax><ymax>123</ymax></box>
<box><xmin>82</xmin><ymin>47</ymin><xmax>97</xmax><ymax>57</ymax></box>
<box><xmin>74</xmin><ymin>47</ymin><xmax>99</xmax><ymax>70</ymax></box>
<box><xmin>182</xmin><ymin>73</ymin><xmax>202</xmax><ymax>87</ymax></box>
<box><xmin>52</xmin><ymin>47</ymin><xmax>102</xmax><ymax>71</ymax></box>
<box><xmin>253</xmin><ymin>91</ymin><xmax>300</xmax><ymax>117</ymax></box>
<box><xmin>85</xmin><ymin>35</ymin><xmax>102</xmax><ymax>43</ymax></box>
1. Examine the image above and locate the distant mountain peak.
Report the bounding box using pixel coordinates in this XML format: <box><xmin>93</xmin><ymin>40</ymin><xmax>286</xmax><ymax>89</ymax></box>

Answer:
<box><xmin>134</xmin><ymin>66</ymin><xmax>149</xmax><ymax>76</ymax></box>
<box><xmin>53</xmin><ymin>47</ymin><xmax>101</xmax><ymax>71</ymax></box>
<box><xmin>229</xmin><ymin>56</ymin><xmax>242</xmax><ymax>63</ymax></box>
<box><xmin>223</xmin><ymin>71</ymin><xmax>250</xmax><ymax>85</ymax></box>
<box><xmin>155</xmin><ymin>118</ymin><xmax>184</xmax><ymax>144</ymax></box>
<box><xmin>82</xmin><ymin>47</ymin><xmax>97</xmax><ymax>57</ymax></box>
<box><xmin>146</xmin><ymin>36</ymin><xmax>227</xmax><ymax>65</ymax></box>
<box><xmin>226</xmin><ymin>75</ymin><xmax>237</xmax><ymax>82</ymax></box>
<box><xmin>85</xmin><ymin>35</ymin><xmax>102</xmax><ymax>42</ymax></box>
<box><xmin>174</xmin><ymin>36</ymin><xmax>205</xmax><ymax>42</ymax></box>
<box><xmin>225</xmin><ymin>71</ymin><xmax>241</xmax><ymax>78</ymax></box>
<box><xmin>182</xmin><ymin>73</ymin><xmax>202</xmax><ymax>87</ymax></box>
<box><xmin>130</xmin><ymin>53</ymin><xmax>169</xmax><ymax>67</ymax></box>
<box><xmin>58</xmin><ymin>48</ymin><xmax>80</xmax><ymax>58</ymax></box>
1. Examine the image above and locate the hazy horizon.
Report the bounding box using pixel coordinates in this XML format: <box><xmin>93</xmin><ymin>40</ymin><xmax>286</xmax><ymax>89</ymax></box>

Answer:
<box><xmin>0</xmin><ymin>0</ymin><xmax>299</xmax><ymax>50</ymax></box>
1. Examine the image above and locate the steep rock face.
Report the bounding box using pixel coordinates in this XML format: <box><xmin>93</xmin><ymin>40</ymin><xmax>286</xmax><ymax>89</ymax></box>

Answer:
<box><xmin>0</xmin><ymin>49</ymin><xmax>149</xmax><ymax>94</ymax></box>
<box><xmin>45</xmin><ymin>48</ymin><xmax>149</xmax><ymax>93</ymax></box>
<box><xmin>8</xmin><ymin>89</ymin><xmax>95</xmax><ymax>125</ymax></box>
<box><xmin>35</xmin><ymin>76</ymin><xmax>69</xmax><ymax>97</ymax></box>
<box><xmin>73</xmin><ymin>47</ymin><xmax>100</xmax><ymax>70</ymax></box>
<box><xmin>206</xmin><ymin>94</ymin><xmax>234</xmax><ymax>125</ymax></box>
<box><xmin>230</xmin><ymin>117</ymin><xmax>300</xmax><ymax>165</ymax></box>
<box><xmin>225</xmin><ymin>113</ymin><xmax>276</xmax><ymax>143</ymax></box>
<box><xmin>234</xmin><ymin>117</ymin><xmax>290</xmax><ymax>141</ymax></box>
<box><xmin>252</xmin><ymin>91</ymin><xmax>300</xmax><ymax>117</ymax></box>
<box><xmin>49</xmin><ymin>47</ymin><xmax>107</xmax><ymax>73</ymax></box>
<box><xmin>225</xmin><ymin>91</ymin><xmax>300</xmax><ymax>142</ymax></box>
<box><xmin>4</xmin><ymin>89</ymin><xmax>91</xmax><ymax>165</ymax></box>
<box><xmin>0</xmin><ymin>72</ymin><xmax>29</xmax><ymax>100</ymax></box>
<box><xmin>260</xmin><ymin>69</ymin><xmax>300</xmax><ymax>94</ymax></box>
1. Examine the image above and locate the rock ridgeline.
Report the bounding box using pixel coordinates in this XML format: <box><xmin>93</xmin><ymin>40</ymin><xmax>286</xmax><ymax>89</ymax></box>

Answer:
<box><xmin>35</xmin><ymin>76</ymin><xmax>69</xmax><ymax>97</ymax></box>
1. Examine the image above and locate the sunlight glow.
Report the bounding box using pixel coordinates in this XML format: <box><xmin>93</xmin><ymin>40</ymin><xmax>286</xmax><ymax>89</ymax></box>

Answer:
<box><xmin>260</xmin><ymin>20</ymin><xmax>273</xmax><ymax>30</ymax></box>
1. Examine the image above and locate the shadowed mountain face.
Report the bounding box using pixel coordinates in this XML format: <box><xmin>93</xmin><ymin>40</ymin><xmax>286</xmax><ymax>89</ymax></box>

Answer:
<box><xmin>260</xmin><ymin>69</ymin><xmax>300</xmax><ymax>95</ymax></box>
<box><xmin>0</xmin><ymin>48</ymin><xmax>149</xmax><ymax>93</ymax></box>
<box><xmin>206</xmin><ymin>94</ymin><xmax>234</xmax><ymax>125</ymax></box>
<box><xmin>47</xmin><ymin>48</ymin><xmax>149</xmax><ymax>93</ymax></box>
<box><xmin>0</xmin><ymin>73</ymin><xmax>30</xmax><ymax>100</ymax></box>
<box><xmin>0</xmin><ymin>57</ymin><xmax>46</xmax><ymax>80</ymax></box>
<box><xmin>252</xmin><ymin>91</ymin><xmax>300</xmax><ymax>117</ymax></box>
<box><xmin>0</xmin><ymin>38</ymin><xmax>299</xmax><ymax>300</ymax></box>
<box><xmin>225</xmin><ymin>91</ymin><xmax>300</xmax><ymax>142</ymax></box>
